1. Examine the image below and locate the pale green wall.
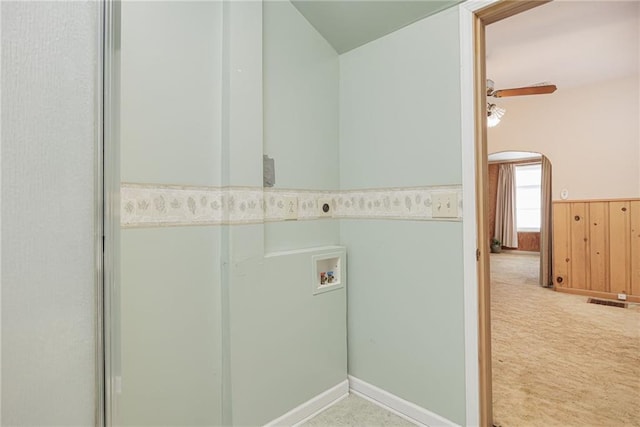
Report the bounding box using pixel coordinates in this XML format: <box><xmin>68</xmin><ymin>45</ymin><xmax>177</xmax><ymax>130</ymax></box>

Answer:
<box><xmin>225</xmin><ymin>3</ymin><xmax>347</xmax><ymax>425</ymax></box>
<box><xmin>339</xmin><ymin>7</ymin><xmax>466</xmax><ymax>425</ymax></box>
<box><xmin>115</xmin><ymin>1</ymin><xmax>346</xmax><ymax>425</ymax></box>
<box><xmin>119</xmin><ymin>2</ymin><xmax>223</xmax><ymax>425</ymax></box>
<box><xmin>263</xmin><ymin>0</ymin><xmax>340</xmax><ymax>253</ymax></box>
<box><xmin>118</xmin><ymin>1</ymin><xmax>463</xmax><ymax>426</ymax></box>
<box><xmin>263</xmin><ymin>1</ymin><xmax>339</xmax><ymax>190</ymax></box>
<box><xmin>339</xmin><ymin>7</ymin><xmax>462</xmax><ymax>189</ymax></box>
<box><xmin>228</xmin><ymin>241</ymin><xmax>347</xmax><ymax>426</ymax></box>
<box><xmin>120</xmin><ymin>228</ymin><xmax>222</xmax><ymax>426</ymax></box>
<box><xmin>291</xmin><ymin>0</ymin><xmax>464</xmax><ymax>54</ymax></box>
<box><xmin>120</xmin><ymin>1</ymin><xmax>222</xmax><ymax>187</ymax></box>
<box><xmin>341</xmin><ymin>221</ymin><xmax>466</xmax><ymax>423</ymax></box>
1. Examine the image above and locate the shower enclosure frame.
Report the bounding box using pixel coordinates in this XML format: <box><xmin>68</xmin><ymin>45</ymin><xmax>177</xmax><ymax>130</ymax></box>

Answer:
<box><xmin>101</xmin><ymin>0</ymin><xmax>121</xmax><ymax>425</ymax></box>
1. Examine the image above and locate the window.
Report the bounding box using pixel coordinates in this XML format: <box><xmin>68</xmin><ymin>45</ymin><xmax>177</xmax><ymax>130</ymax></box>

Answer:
<box><xmin>515</xmin><ymin>164</ymin><xmax>541</xmax><ymax>231</ymax></box>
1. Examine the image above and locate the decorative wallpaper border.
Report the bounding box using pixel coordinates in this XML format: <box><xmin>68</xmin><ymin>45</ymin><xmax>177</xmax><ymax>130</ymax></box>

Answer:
<box><xmin>336</xmin><ymin>187</ymin><xmax>462</xmax><ymax>221</ymax></box>
<box><xmin>121</xmin><ymin>183</ymin><xmax>462</xmax><ymax>227</ymax></box>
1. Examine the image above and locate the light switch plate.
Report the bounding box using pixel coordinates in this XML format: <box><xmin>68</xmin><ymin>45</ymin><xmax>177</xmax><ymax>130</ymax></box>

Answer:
<box><xmin>432</xmin><ymin>193</ymin><xmax>458</xmax><ymax>218</ymax></box>
<box><xmin>284</xmin><ymin>196</ymin><xmax>298</xmax><ymax>220</ymax></box>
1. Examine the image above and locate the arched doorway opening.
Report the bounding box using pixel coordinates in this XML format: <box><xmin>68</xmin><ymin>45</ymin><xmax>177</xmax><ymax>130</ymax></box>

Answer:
<box><xmin>487</xmin><ymin>150</ymin><xmax>553</xmax><ymax>288</ymax></box>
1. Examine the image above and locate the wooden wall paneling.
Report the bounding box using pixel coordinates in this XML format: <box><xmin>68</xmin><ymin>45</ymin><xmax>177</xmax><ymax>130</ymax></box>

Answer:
<box><xmin>608</xmin><ymin>201</ymin><xmax>631</xmax><ymax>295</ymax></box>
<box><xmin>588</xmin><ymin>202</ymin><xmax>609</xmax><ymax>292</ymax></box>
<box><xmin>629</xmin><ymin>201</ymin><xmax>640</xmax><ymax>296</ymax></box>
<box><xmin>516</xmin><ymin>231</ymin><xmax>540</xmax><ymax>252</ymax></box>
<box><xmin>569</xmin><ymin>203</ymin><xmax>590</xmax><ymax>289</ymax></box>
<box><xmin>553</xmin><ymin>199</ymin><xmax>639</xmax><ymax>298</ymax></box>
<box><xmin>553</xmin><ymin>203</ymin><xmax>570</xmax><ymax>288</ymax></box>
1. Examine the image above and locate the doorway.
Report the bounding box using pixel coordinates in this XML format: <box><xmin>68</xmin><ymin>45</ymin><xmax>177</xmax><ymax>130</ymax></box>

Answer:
<box><xmin>468</xmin><ymin>1</ymin><xmax>640</xmax><ymax>425</ymax></box>
<box><xmin>461</xmin><ymin>1</ymin><xmax>554</xmax><ymax>425</ymax></box>
<box><xmin>487</xmin><ymin>150</ymin><xmax>552</xmax><ymax>286</ymax></box>
<box><xmin>487</xmin><ymin>150</ymin><xmax>552</xmax><ymax>426</ymax></box>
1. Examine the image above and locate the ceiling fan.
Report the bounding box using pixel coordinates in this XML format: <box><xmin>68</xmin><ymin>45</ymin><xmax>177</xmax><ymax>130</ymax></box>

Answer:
<box><xmin>487</xmin><ymin>79</ymin><xmax>557</xmax><ymax>98</ymax></box>
<box><xmin>486</xmin><ymin>79</ymin><xmax>557</xmax><ymax>127</ymax></box>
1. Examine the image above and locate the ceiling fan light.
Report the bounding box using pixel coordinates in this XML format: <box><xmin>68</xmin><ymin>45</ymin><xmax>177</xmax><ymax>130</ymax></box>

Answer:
<box><xmin>487</xmin><ymin>79</ymin><xmax>495</xmax><ymax>92</ymax></box>
<box><xmin>487</xmin><ymin>103</ymin><xmax>505</xmax><ymax>128</ymax></box>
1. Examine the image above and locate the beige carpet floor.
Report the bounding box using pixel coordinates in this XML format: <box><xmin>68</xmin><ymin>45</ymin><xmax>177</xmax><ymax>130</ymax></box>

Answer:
<box><xmin>491</xmin><ymin>252</ymin><xmax>640</xmax><ymax>427</ymax></box>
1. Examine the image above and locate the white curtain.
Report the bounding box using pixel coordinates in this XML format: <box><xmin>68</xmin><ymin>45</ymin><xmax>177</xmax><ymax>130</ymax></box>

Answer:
<box><xmin>539</xmin><ymin>156</ymin><xmax>553</xmax><ymax>287</ymax></box>
<box><xmin>495</xmin><ymin>164</ymin><xmax>519</xmax><ymax>248</ymax></box>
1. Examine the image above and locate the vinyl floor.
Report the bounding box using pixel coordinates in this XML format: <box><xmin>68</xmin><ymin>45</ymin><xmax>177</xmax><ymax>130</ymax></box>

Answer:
<box><xmin>302</xmin><ymin>395</ymin><xmax>414</xmax><ymax>427</ymax></box>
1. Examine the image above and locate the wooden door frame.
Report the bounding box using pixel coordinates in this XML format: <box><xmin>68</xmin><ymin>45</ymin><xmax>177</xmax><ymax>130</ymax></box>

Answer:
<box><xmin>460</xmin><ymin>1</ymin><xmax>551</xmax><ymax>426</ymax></box>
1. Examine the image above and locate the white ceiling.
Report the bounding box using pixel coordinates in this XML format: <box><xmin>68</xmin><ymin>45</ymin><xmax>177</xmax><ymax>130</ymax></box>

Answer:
<box><xmin>291</xmin><ymin>0</ymin><xmax>461</xmax><ymax>54</ymax></box>
<box><xmin>486</xmin><ymin>1</ymin><xmax>640</xmax><ymax>91</ymax></box>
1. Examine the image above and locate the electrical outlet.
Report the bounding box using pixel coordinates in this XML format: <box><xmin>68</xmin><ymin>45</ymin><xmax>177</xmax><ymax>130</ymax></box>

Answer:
<box><xmin>284</xmin><ymin>196</ymin><xmax>298</xmax><ymax>220</ymax></box>
<box><xmin>318</xmin><ymin>198</ymin><xmax>333</xmax><ymax>217</ymax></box>
<box><xmin>618</xmin><ymin>293</ymin><xmax>627</xmax><ymax>301</ymax></box>
<box><xmin>432</xmin><ymin>193</ymin><xmax>458</xmax><ymax>218</ymax></box>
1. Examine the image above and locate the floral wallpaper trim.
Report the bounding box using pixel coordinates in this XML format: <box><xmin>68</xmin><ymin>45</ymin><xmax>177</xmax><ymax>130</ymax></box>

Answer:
<box><xmin>121</xmin><ymin>184</ymin><xmax>263</xmax><ymax>227</ymax></box>
<box><xmin>334</xmin><ymin>187</ymin><xmax>462</xmax><ymax>220</ymax></box>
<box><xmin>121</xmin><ymin>183</ymin><xmax>462</xmax><ymax>227</ymax></box>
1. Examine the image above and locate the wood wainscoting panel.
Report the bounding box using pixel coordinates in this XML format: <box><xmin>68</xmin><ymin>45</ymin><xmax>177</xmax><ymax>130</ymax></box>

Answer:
<box><xmin>608</xmin><ymin>201</ymin><xmax>631</xmax><ymax>295</ymax></box>
<box><xmin>569</xmin><ymin>203</ymin><xmax>589</xmax><ymax>289</ymax></box>
<box><xmin>631</xmin><ymin>201</ymin><xmax>640</xmax><ymax>297</ymax></box>
<box><xmin>553</xmin><ymin>199</ymin><xmax>640</xmax><ymax>299</ymax></box>
<box><xmin>588</xmin><ymin>202</ymin><xmax>609</xmax><ymax>292</ymax></box>
<box><xmin>553</xmin><ymin>203</ymin><xmax>571</xmax><ymax>288</ymax></box>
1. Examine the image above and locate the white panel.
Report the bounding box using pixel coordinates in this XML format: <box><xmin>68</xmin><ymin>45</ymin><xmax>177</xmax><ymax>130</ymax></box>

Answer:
<box><xmin>1</xmin><ymin>2</ymin><xmax>98</xmax><ymax>424</ymax></box>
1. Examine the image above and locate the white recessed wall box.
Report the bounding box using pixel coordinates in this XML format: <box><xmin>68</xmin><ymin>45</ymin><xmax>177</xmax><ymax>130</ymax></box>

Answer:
<box><xmin>312</xmin><ymin>249</ymin><xmax>345</xmax><ymax>295</ymax></box>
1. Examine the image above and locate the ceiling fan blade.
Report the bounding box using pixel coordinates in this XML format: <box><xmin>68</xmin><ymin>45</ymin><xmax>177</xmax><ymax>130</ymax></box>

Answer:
<box><xmin>492</xmin><ymin>84</ymin><xmax>557</xmax><ymax>98</ymax></box>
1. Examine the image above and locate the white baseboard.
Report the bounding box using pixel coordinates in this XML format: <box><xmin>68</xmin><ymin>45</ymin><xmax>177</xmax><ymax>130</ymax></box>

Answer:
<box><xmin>348</xmin><ymin>376</ymin><xmax>460</xmax><ymax>427</ymax></box>
<box><xmin>264</xmin><ymin>380</ymin><xmax>349</xmax><ymax>427</ymax></box>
